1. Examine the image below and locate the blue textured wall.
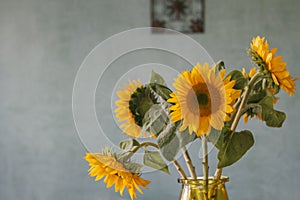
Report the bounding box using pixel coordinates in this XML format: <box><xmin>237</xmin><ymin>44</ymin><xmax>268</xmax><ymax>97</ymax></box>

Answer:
<box><xmin>1</xmin><ymin>0</ymin><xmax>299</xmax><ymax>199</ymax></box>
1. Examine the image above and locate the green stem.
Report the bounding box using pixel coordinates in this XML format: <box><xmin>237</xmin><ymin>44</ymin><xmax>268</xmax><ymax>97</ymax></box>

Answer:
<box><xmin>130</xmin><ymin>142</ymin><xmax>159</xmax><ymax>154</ymax></box>
<box><xmin>201</xmin><ymin>135</ymin><xmax>209</xmax><ymax>200</ymax></box>
<box><xmin>229</xmin><ymin>97</ymin><xmax>241</xmax><ymax>125</ymax></box>
<box><xmin>173</xmin><ymin>160</ymin><xmax>187</xmax><ymax>179</ymax></box>
<box><xmin>120</xmin><ymin>142</ymin><xmax>159</xmax><ymax>163</ymax></box>
<box><xmin>214</xmin><ymin>72</ymin><xmax>263</xmax><ymax>180</ymax></box>
<box><xmin>182</xmin><ymin>146</ymin><xmax>197</xmax><ymax>179</ymax></box>
<box><xmin>230</xmin><ymin>72</ymin><xmax>262</xmax><ymax>132</ymax></box>
<box><xmin>126</xmin><ymin>142</ymin><xmax>188</xmax><ymax>179</ymax></box>
<box><xmin>214</xmin><ymin>168</ymin><xmax>222</xmax><ymax>180</ymax></box>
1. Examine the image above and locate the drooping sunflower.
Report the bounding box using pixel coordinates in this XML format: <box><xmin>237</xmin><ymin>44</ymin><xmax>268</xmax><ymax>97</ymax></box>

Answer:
<box><xmin>85</xmin><ymin>150</ymin><xmax>150</xmax><ymax>200</ymax></box>
<box><xmin>114</xmin><ymin>80</ymin><xmax>157</xmax><ymax>138</ymax></box>
<box><xmin>168</xmin><ymin>63</ymin><xmax>241</xmax><ymax>136</ymax></box>
<box><xmin>250</xmin><ymin>36</ymin><xmax>297</xmax><ymax>95</ymax></box>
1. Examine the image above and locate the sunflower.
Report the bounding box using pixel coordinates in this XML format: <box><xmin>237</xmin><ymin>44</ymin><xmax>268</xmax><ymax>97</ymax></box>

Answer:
<box><xmin>250</xmin><ymin>36</ymin><xmax>297</xmax><ymax>95</ymax></box>
<box><xmin>168</xmin><ymin>63</ymin><xmax>241</xmax><ymax>136</ymax></box>
<box><xmin>85</xmin><ymin>150</ymin><xmax>150</xmax><ymax>200</ymax></box>
<box><xmin>243</xmin><ymin>112</ymin><xmax>262</xmax><ymax>123</ymax></box>
<box><xmin>115</xmin><ymin>80</ymin><xmax>157</xmax><ymax>138</ymax></box>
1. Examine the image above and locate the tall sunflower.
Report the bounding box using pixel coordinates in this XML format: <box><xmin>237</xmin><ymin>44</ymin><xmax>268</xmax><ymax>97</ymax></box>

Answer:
<box><xmin>114</xmin><ymin>80</ymin><xmax>157</xmax><ymax>138</ymax></box>
<box><xmin>168</xmin><ymin>63</ymin><xmax>241</xmax><ymax>136</ymax></box>
<box><xmin>85</xmin><ymin>150</ymin><xmax>150</xmax><ymax>200</ymax></box>
<box><xmin>250</xmin><ymin>36</ymin><xmax>297</xmax><ymax>95</ymax></box>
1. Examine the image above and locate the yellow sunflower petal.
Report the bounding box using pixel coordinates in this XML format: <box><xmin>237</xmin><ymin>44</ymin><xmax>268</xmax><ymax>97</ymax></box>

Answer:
<box><xmin>114</xmin><ymin>80</ymin><xmax>143</xmax><ymax>138</ymax></box>
<box><xmin>250</xmin><ymin>35</ymin><xmax>297</xmax><ymax>95</ymax></box>
<box><xmin>127</xmin><ymin>184</ymin><xmax>136</xmax><ymax>200</ymax></box>
<box><xmin>249</xmin><ymin>67</ymin><xmax>257</xmax><ymax>78</ymax></box>
<box><xmin>168</xmin><ymin>63</ymin><xmax>240</xmax><ymax>136</ymax></box>
<box><xmin>244</xmin><ymin>113</ymin><xmax>248</xmax><ymax>123</ymax></box>
<box><xmin>85</xmin><ymin>152</ymin><xmax>150</xmax><ymax>199</ymax></box>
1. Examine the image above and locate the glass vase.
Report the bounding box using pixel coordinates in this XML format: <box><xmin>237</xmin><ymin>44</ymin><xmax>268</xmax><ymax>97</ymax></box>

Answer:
<box><xmin>178</xmin><ymin>176</ymin><xmax>229</xmax><ymax>200</ymax></box>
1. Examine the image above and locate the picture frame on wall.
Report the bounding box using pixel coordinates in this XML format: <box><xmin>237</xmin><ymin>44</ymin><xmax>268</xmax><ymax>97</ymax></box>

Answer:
<box><xmin>151</xmin><ymin>0</ymin><xmax>205</xmax><ymax>33</ymax></box>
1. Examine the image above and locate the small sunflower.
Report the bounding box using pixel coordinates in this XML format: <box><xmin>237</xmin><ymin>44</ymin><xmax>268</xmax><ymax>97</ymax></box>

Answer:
<box><xmin>168</xmin><ymin>63</ymin><xmax>241</xmax><ymax>136</ymax></box>
<box><xmin>243</xmin><ymin>112</ymin><xmax>262</xmax><ymax>123</ymax></box>
<box><xmin>250</xmin><ymin>36</ymin><xmax>297</xmax><ymax>95</ymax></box>
<box><xmin>85</xmin><ymin>150</ymin><xmax>150</xmax><ymax>200</ymax></box>
<box><xmin>114</xmin><ymin>80</ymin><xmax>157</xmax><ymax>138</ymax></box>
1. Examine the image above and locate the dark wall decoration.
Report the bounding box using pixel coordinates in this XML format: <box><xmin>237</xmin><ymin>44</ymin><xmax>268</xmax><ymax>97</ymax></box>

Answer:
<box><xmin>151</xmin><ymin>0</ymin><xmax>205</xmax><ymax>33</ymax></box>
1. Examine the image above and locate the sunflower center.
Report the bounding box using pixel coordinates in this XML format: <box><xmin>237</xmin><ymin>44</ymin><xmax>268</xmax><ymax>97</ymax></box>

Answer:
<box><xmin>185</xmin><ymin>83</ymin><xmax>212</xmax><ymax>116</ymax></box>
<box><xmin>197</xmin><ymin>93</ymin><xmax>209</xmax><ymax>105</ymax></box>
<box><xmin>129</xmin><ymin>86</ymin><xmax>157</xmax><ymax>127</ymax></box>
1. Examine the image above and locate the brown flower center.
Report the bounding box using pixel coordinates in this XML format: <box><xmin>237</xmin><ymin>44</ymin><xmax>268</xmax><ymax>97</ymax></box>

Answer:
<box><xmin>197</xmin><ymin>93</ymin><xmax>209</xmax><ymax>105</ymax></box>
<box><xmin>186</xmin><ymin>82</ymin><xmax>223</xmax><ymax>117</ymax></box>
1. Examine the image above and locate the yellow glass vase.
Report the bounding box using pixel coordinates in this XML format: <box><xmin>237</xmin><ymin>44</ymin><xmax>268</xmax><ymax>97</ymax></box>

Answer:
<box><xmin>178</xmin><ymin>176</ymin><xmax>229</xmax><ymax>200</ymax></box>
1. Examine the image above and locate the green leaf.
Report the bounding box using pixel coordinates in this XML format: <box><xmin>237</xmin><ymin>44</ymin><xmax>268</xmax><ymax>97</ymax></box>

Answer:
<box><xmin>217</xmin><ymin>129</ymin><xmax>254</xmax><ymax>168</ymax></box>
<box><xmin>123</xmin><ymin>162</ymin><xmax>143</xmax><ymax>173</ymax></box>
<box><xmin>207</xmin><ymin>127</ymin><xmax>222</xmax><ymax>149</ymax></box>
<box><xmin>179</xmin><ymin>127</ymin><xmax>197</xmax><ymax>148</ymax></box>
<box><xmin>150</xmin><ymin>70</ymin><xmax>166</xmax><ymax>86</ymax></box>
<box><xmin>120</xmin><ymin>139</ymin><xmax>140</xmax><ymax>151</ymax></box>
<box><xmin>143</xmin><ymin>150</ymin><xmax>170</xmax><ymax>174</ymax></box>
<box><xmin>247</xmin><ymin>80</ymin><xmax>267</xmax><ymax>104</ymax></box>
<box><xmin>259</xmin><ymin>96</ymin><xmax>286</xmax><ymax>127</ymax></box>
<box><xmin>149</xmin><ymin>83</ymin><xmax>172</xmax><ymax>100</ymax></box>
<box><xmin>265</xmin><ymin>110</ymin><xmax>286</xmax><ymax>127</ymax></box>
<box><xmin>227</xmin><ymin>70</ymin><xmax>247</xmax><ymax>90</ymax></box>
<box><xmin>157</xmin><ymin>123</ymin><xmax>179</xmax><ymax>161</ymax></box>
<box><xmin>142</xmin><ymin>104</ymin><xmax>169</xmax><ymax>136</ymax></box>
<box><xmin>248</xmin><ymin>90</ymin><xmax>267</xmax><ymax>104</ymax></box>
<box><xmin>157</xmin><ymin>122</ymin><xmax>196</xmax><ymax>161</ymax></box>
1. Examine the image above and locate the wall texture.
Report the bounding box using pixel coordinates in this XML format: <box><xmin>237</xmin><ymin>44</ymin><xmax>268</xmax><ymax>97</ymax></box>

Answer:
<box><xmin>0</xmin><ymin>0</ymin><xmax>299</xmax><ymax>200</ymax></box>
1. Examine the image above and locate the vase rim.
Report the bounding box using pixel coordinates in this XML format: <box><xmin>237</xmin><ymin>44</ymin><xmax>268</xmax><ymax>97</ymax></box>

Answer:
<box><xmin>178</xmin><ymin>176</ymin><xmax>229</xmax><ymax>184</ymax></box>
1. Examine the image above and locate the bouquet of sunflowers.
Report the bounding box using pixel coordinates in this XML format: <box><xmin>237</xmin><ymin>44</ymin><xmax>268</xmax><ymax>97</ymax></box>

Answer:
<box><xmin>84</xmin><ymin>36</ymin><xmax>297</xmax><ymax>199</ymax></box>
